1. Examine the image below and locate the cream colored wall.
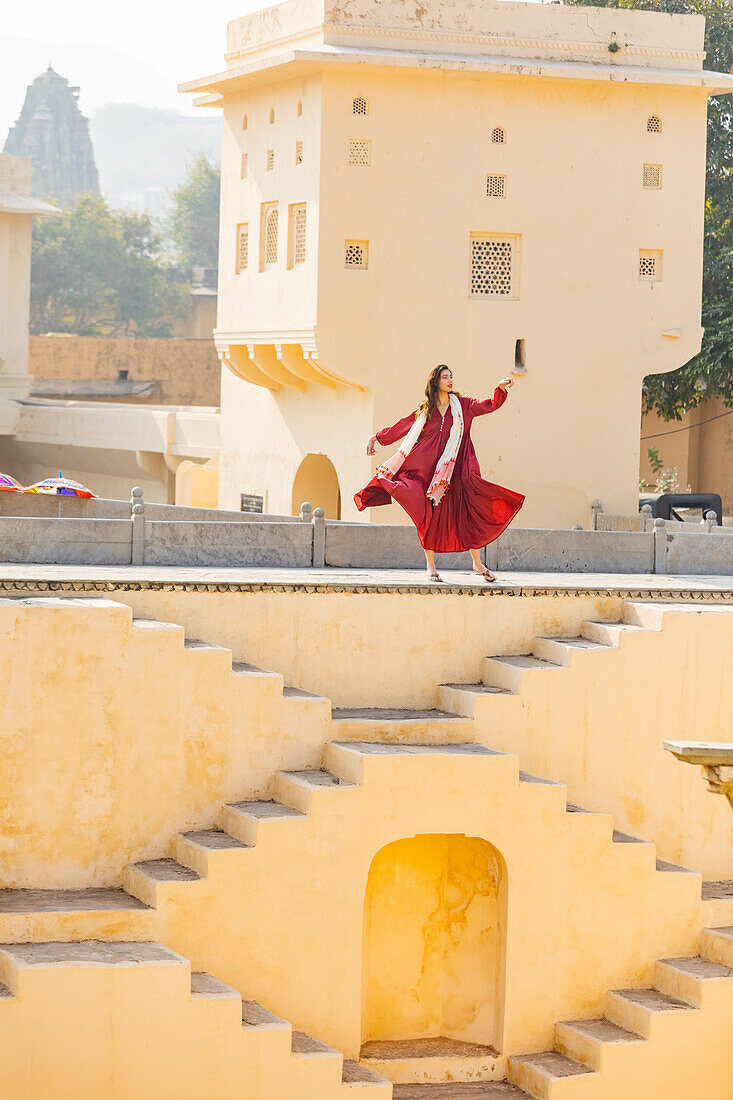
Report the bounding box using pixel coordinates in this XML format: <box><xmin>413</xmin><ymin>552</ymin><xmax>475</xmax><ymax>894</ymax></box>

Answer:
<box><xmin>218</xmin><ymin>367</ymin><xmax>372</xmax><ymax>514</ymax></box>
<box><xmin>0</xmin><ymin>597</ymin><xmax>329</xmax><ymax>888</ymax></box>
<box><xmin>314</xmin><ymin>70</ymin><xmax>707</xmax><ymax>529</ymax></box>
<box><xmin>218</xmin><ymin>73</ymin><xmax>321</xmax><ymax>334</ymax></box>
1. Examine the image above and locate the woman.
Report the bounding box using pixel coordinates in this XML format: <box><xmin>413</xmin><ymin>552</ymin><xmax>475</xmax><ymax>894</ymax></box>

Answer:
<box><xmin>354</xmin><ymin>364</ymin><xmax>524</xmax><ymax>582</ymax></box>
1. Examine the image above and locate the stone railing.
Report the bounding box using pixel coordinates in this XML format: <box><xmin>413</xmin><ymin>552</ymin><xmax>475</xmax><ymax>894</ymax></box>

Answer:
<box><xmin>1</xmin><ymin>489</ymin><xmax>733</xmax><ymax>573</ymax></box>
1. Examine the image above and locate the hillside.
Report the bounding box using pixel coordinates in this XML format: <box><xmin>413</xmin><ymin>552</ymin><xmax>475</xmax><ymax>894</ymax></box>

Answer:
<box><xmin>89</xmin><ymin>104</ymin><xmax>221</xmax><ymax>217</ymax></box>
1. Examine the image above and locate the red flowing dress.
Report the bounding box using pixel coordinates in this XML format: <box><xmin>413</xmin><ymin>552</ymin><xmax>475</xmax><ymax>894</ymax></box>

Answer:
<box><xmin>354</xmin><ymin>388</ymin><xmax>524</xmax><ymax>553</ymax></box>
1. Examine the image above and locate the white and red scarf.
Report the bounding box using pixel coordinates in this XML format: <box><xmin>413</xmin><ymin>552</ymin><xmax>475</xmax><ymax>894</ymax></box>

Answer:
<box><xmin>375</xmin><ymin>393</ymin><xmax>464</xmax><ymax>507</ymax></box>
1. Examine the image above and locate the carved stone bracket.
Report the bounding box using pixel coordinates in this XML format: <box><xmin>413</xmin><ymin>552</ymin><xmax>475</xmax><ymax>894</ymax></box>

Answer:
<box><xmin>664</xmin><ymin>741</ymin><xmax>733</xmax><ymax>813</ymax></box>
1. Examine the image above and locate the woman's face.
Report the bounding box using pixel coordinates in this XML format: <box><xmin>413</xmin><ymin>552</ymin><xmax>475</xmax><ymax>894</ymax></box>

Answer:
<box><xmin>437</xmin><ymin>368</ymin><xmax>453</xmax><ymax>394</ymax></box>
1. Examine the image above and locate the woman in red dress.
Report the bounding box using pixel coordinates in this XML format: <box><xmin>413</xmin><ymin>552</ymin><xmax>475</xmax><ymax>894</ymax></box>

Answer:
<box><xmin>354</xmin><ymin>364</ymin><xmax>524</xmax><ymax>582</ymax></box>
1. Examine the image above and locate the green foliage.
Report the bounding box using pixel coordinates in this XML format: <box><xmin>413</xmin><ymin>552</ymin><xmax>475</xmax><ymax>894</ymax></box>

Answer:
<box><xmin>647</xmin><ymin>446</ymin><xmax>664</xmax><ymax>475</ymax></box>
<box><xmin>166</xmin><ymin>153</ymin><xmax>221</xmax><ymax>272</ymax></box>
<box><xmin>640</xmin><ymin>447</ymin><xmax>691</xmax><ymax>493</ymax></box>
<box><xmin>30</xmin><ymin>195</ymin><xmax>190</xmax><ymax>337</ymax></box>
<box><xmin>563</xmin><ymin>0</ymin><xmax>733</xmax><ymax>419</ymax></box>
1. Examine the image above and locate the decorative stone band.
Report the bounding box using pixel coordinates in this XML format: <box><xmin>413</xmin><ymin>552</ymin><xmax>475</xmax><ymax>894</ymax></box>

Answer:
<box><xmin>322</xmin><ymin>24</ymin><xmax>706</xmax><ymax>65</ymax></box>
<box><xmin>2</xmin><ymin>578</ymin><xmax>733</xmax><ymax>600</ymax></box>
<box><xmin>223</xmin><ymin>23</ymin><xmax>705</xmax><ymax>66</ymax></box>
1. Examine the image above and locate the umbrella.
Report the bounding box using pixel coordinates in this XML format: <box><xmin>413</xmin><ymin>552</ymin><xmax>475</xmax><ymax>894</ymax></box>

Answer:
<box><xmin>0</xmin><ymin>473</ymin><xmax>23</xmax><ymax>491</ymax></box>
<box><xmin>24</xmin><ymin>474</ymin><xmax>95</xmax><ymax>498</ymax></box>
<box><xmin>24</xmin><ymin>473</ymin><xmax>96</xmax><ymax>517</ymax></box>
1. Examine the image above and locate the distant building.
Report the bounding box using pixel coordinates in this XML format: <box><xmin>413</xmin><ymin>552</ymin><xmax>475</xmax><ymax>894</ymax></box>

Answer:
<box><xmin>4</xmin><ymin>66</ymin><xmax>100</xmax><ymax>204</ymax></box>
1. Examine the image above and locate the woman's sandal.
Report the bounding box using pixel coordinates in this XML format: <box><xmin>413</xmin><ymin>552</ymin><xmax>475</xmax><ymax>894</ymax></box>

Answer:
<box><xmin>427</xmin><ymin>570</ymin><xmax>444</xmax><ymax>583</ymax></box>
<box><xmin>473</xmin><ymin>567</ymin><xmax>496</xmax><ymax>583</ymax></box>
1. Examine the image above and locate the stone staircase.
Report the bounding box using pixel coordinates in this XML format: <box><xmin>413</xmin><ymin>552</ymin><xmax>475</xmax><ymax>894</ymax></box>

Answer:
<box><xmin>0</xmin><ymin>736</ymin><xmax>718</xmax><ymax>1094</ymax></box>
<box><xmin>507</xmin><ymin>926</ymin><xmax>733</xmax><ymax>1098</ymax></box>
<box><xmin>0</xmin><ymin>940</ymin><xmax>390</xmax><ymax>1098</ymax></box>
<box><xmin>1</xmin><ymin>596</ymin><xmax>732</xmax><ymax>1097</ymax></box>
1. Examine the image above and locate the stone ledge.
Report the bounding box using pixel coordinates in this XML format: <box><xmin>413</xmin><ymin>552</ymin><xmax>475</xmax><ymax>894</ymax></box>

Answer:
<box><xmin>0</xmin><ymin>577</ymin><xmax>732</xmax><ymax>601</ymax></box>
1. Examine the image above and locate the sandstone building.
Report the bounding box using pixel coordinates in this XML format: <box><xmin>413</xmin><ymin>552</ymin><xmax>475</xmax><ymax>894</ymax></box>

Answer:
<box><xmin>182</xmin><ymin>0</ymin><xmax>733</xmax><ymax>525</ymax></box>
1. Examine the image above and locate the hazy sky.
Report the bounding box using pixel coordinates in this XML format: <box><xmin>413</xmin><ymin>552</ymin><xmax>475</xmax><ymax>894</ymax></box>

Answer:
<box><xmin>2</xmin><ymin>1</ymin><xmax>259</xmax><ymax>83</ymax></box>
<box><xmin>1</xmin><ymin>0</ymin><xmax>265</xmax><ymax>135</ymax></box>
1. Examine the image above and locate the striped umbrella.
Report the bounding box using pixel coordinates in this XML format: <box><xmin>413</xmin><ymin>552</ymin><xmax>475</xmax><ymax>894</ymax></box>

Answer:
<box><xmin>0</xmin><ymin>473</ymin><xmax>23</xmax><ymax>491</ymax></box>
<box><xmin>24</xmin><ymin>474</ymin><xmax>95</xmax><ymax>498</ymax></box>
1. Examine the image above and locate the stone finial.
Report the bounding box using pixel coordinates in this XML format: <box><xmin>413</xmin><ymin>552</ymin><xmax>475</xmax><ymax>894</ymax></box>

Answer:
<box><xmin>131</xmin><ymin>486</ymin><xmax>143</xmax><ymax>499</ymax></box>
<box><xmin>300</xmin><ymin>501</ymin><xmax>313</xmax><ymax>522</ymax></box>
<box><xmin>703</xmin><ymin>509</ymin><xmax>717</xmax><ymax>533</ymax></box>
<box><xmin>640</xmin><ymin>503</ymin><xmax>653</xmax><ymax>532</ymax></box>
<box><xmin>653</xmin><ymin>517</ymin><xmax>665</xmax><ymax>528</ymax></box>
<box><xmin>314</xmin><ymin>507</ymin><xmax>325</xmax><ymax>518</ymax></box>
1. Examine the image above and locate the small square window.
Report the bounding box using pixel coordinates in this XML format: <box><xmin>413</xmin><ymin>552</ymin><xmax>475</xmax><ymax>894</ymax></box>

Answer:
<box><xmin>345</xmin><ymin>240</ymin><xmax>368</xmax><ymax>268</ymax></box>
<box><xmin>639</xmin><ymin>249</ymin><xmax>663</xmax><ymax>282</ymax></box>
<box><xmin>470</xmin><ymin>234</ymin><xmax>519</xmax><ymax>298</ymax></box>
<box><xmin>643</xmin><ymin>164</ymin><xmax>662</xmax><ymax>189</ymax></box>
<box><xmin>240</xmin><ymin>153</ymin><xmax>248</xmax><ymax>180</ymax></box>
<box><xmin>348</xmin><ymin>139</ymin><xmax>371</xmax><ymax>166</ymax></box>
<box><xmin>236</xmin><ymin>223</ymin><xmax>248</xmax><ymax>274</ymax></box>
<box><xmin>486</xmin><ymin>174</ymin><xmax>506</xmax><ymax>198</ymax></box>
<box><xmin>267</xmin><ymin>149</ymin><xmax>274</xmax><ymax>171</ymax></box>
<box><xmin>295</xmin><ymin>140</ymin><xmax>303</xmax><ymax>165</ymax></box>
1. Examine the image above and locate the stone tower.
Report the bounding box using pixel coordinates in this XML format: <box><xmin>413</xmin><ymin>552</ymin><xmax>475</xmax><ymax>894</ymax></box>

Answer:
<box><xmin>4</xmin><ymin>66</ymin><xmax>100</xmax><ymax>205</ymax></box>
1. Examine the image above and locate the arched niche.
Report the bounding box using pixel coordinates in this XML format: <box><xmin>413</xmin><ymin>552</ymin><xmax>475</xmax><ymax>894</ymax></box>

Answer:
<box><xmin>362</xmin><ymin>834</ymin><xmax>507</xmax><ymax>1050</ymax></box>
<box><xmin>291</xmin><ymin>453</ymin><xmax>341</xmax><ymax>519</ymax></box>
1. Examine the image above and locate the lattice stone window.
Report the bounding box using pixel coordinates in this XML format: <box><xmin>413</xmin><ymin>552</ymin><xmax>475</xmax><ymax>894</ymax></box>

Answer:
<box><xmin>639</xmin><ymin>249</ymin><xmax>663</xmax><ymax>282</ymax></box>
<box><xmin>236</xmin><ymin>223</ymin><xmax>248</xmax><ymax>274</ymax></box>
<box><xmin>240</xmin><ymin>153</ymin><xmax>248</xmax><ymax>180</ymax></box>
<box><xmin>260</xmin><ymin>203</ymin><xmax>279</xmax><ymax>269</ymax></box>
<box><xmin>647</xmin><ymin>115</ymin><xmax>662</xmax><ymax>133</ymax></box>
<box><xmin>470</xmin><ymin>235</ymin><xmax>519</xmax><ymax>298</ymax></box>
<box><xmin>486</xmin><ymin>174</ymin><xmax>506</xmax><ymax>198</ymax></box>
<box><xmin>288</xmin><ymin>203</ymin><xmax>307</xmax><ymax>268</ymax></box>
<box><xmin>242</xmin><ymin>113</ymin><xmax>248</xmax><ymax>131</ymax></box>
<box><xmin>492</xmin><ymin>126</ymin><xmax>506</xmax><ymax>144</ymax></box>
<box><xmin>297</xmin><ymin>98</ymin><xmax>303</xmax><ymax>117</ymax></box>
<box><xmin>353</xmin><ymin>95</ymin><xmax>368</xmax><ymax>116</ymax></box>
<box><xmin>345</xmin><ymin>240</ymin><xmax>368</xmax><ymax>268</ymax></box>
<box><xmin>643</xmin><ymin>164</ymin><xmax>662</xmax><ymax>189</ymax></box>
<box><xmin>267</xmin><ymin>149</ymin><xmax>274</xmax><ymax>171</ymax></box>
<box><xmin>295</xmin><ymin>140</ymin><xmax>303</xmax><ymax>165</ymax></box>
<box><xmin>270</xmin><ymin>108</ymin><xmax>275</xmax><ymax>124</ymax></box>
<box><xmin>348</xmin><ymin>139</ymin><xmax>371</xmax><ymax>166</ymax></box>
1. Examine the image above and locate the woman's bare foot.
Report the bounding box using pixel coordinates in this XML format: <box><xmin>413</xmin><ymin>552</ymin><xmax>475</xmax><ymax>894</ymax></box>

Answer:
<box><xmin>427</xmin><ymin>569</ymin><xmax>444</xmax><ymax>583</ymax></box>
<box><xmin>473</xmin><ymin>566</ymin><xmax>496</xmax><ymax>583</ymax></box>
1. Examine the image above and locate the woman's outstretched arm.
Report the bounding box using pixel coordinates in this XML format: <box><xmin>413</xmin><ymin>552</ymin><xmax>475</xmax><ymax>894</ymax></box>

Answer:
<box><xmin>468</xmin><ymin>378</ymin><xmax>514</xmax><ymax>417</ymax></box>
<box><xmin>366</xmin><ymin>411</ymin><xmax>417</xmax><ymax>454</ymax></box>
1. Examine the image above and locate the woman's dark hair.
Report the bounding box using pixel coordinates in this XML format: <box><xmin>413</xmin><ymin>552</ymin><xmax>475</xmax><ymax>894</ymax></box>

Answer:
<box><xmin>416</xmin><ymin>364</ymin><xmax>459</xmax><ymax>421</ymax></box>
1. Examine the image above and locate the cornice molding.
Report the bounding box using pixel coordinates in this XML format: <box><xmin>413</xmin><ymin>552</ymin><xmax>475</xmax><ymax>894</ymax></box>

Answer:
<box><xmin>324</xmin><ymin>23</ymin><xmax>705</xmax><ymax>65</ymax></box>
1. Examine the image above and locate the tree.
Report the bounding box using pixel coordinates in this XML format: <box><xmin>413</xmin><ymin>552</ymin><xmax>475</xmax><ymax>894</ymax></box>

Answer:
<box><xmin>166</xmin><ymin>153</ymin><xmax>221</xmax><ymax>272</ymax></box>
<box><xmin>562</xmin><ymin>0</ymin><xmax>733</xmax><ymax>419</ymax></box>
<box><xmin>30</xmin><ymin>195</ymin><xmax>189</xmax><ymax>337</ymax></box>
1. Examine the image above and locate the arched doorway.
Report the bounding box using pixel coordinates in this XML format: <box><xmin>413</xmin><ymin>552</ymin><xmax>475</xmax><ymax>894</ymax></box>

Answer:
<box><xmin>362</xmin><ymin>835</ymin><xmax>506</xmax><ymax>1049</ymax></box>
<box><xmin>291</xmin><ymin>453</ymin><xmax>341</xmax><ymax>519</ymax></box>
